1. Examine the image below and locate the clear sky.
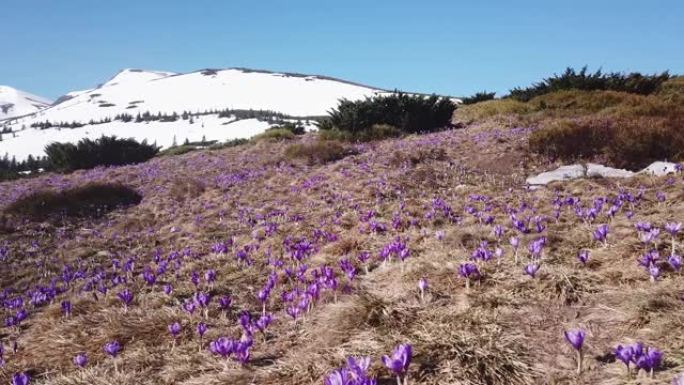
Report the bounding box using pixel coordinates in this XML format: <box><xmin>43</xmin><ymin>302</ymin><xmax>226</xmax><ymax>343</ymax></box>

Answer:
<box><xmin>1</xmin><ymin>0</ymin><xmax>682</xmax><ymax>100</ymax></box>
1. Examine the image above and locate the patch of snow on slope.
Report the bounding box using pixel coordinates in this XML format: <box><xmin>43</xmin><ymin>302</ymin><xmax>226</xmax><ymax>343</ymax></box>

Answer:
<box><xmin>0</xmin><ymin>115</ymin><xmax>271</xmax><ymax>160</ymax></box>
<box><xmin>0</xmin><ymin>86</ymin><xmax>52</xmax><ymax>120</ymax></box>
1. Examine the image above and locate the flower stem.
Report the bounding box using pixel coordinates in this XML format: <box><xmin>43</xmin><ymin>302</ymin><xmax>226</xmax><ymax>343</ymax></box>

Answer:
<box><xmin>576</xmin><ymin>350</ymin><xmax>583</xmax><ymax>375</ymax></box>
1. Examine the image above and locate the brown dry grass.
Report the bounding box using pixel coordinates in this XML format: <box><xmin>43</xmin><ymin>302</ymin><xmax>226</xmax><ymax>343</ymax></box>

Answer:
<box><xmin>0</xmin><ymin>121</ymin><xmax>682</xmax><ymax>385</ymax></box>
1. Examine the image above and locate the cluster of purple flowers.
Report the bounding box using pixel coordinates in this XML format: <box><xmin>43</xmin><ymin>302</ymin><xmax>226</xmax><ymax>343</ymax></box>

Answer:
<box><xmin>209</xmin><ymin>333</ymin><xmax>253</xmax><ymax>366</ymax></box>
<box><xmin>379</xmin><ymin>237</ymin><xmax>410</xmax><ymax>262</ymax></box>
<box><xmin>615</xmin><ymin>342</ymin><xmax>663</xmax><ymax>376</ymax></box>
<box><xmin>325</xmin><ymin>357</ymin><xmax>376</xmax><ymax>385</ymax></box>
<box><xmin>325</xmin><ymin>344</ymin><xmax>412</xmax><ymax>385</ymax></box>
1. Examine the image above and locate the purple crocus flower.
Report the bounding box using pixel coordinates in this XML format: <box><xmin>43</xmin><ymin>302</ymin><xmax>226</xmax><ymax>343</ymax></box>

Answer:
<box><xmin>73</xmin><ymin>352</ymin><xmax>88</xmax><ymax>368</ymax></box>
<box><xmin>324</xmin><ymin>369</ymin><xmax>351</xmax><ymax>385</ymax></box>
<box><xmin>382</xmin><ymin>343</ymin><xmax>412</xmax><ymax>380</ymax></box>
<box><xmin>593</xmin><ymin>224</ymin><xmax>609</xmax><ymax>244</ymax></box>
<box><xmin>524</xmin><ymin>263</ymin><xmax>540</xmax><ymax>278</ymax></box>
<box><xmin>163</xmin><ymin>284</ymin><xmax>173</xmax><ymax>295</ymax></box>
<box><xmin>458</xmin><ymin>263</ymin><xmax>480</xmax><ymax>280</ymax></box>
<box><xmin>564</xmin><ymin>329</ymin><xmax>585</xmax><ymax>351</ymax></box>
<box><xmin>510</xmin><ymin>236</ymin><xmax>520</xmax><ymax>249</ymax></box>
<box><xmin>117</xmin><ymin>289</ymin><xmax>133</xmax><ymax>308</ymax></box>
<box><xmin>233</xmin><ymin>338</ymin><xmax>251</xmax><ymax>365</ymax></box>
<box><xmin>418</xmin><ymin>278</ymin><xmax>428</xmax><ymax>293</ymax></box>
<box><xmin>257</xmin><ymin>288</ymin><xmax>270</xmax><ymax>304</ymax></box>
<box><xmin>196</xmin><ymin>322</ymin><xmax>208</xmax><ymax>337</ymax></box>
<box><xmin>194</xmin><ymin>292</ymin><xmax>211</xmax><ymax>308</ymax></box>
<box><xmin>209</xmin><ymin>336</ymin><xmax>234</xmax><ymax>359</ymax></box>
<box><xmin>190</xmin><ymin>271</ymin><xmax>200</xmax><ymax>287</ymax></box>
<box><xmin>564</xmin><ymin>329</ymin><xmax>586</xmax><ymax>374</ymax></box>
<box><xmin>669</xmin><ymin>254</ymin><xmax>682</xmax><ymax>271</ymax></box>
<box><xmin>577</xmin><ymin>250</ymin><xmax>590</xmax><ymax>265</ymax></box>
<box><xmin>615</xmin><ymin>344</ymin><xmax>633</xmax><ymax>369</ymax></box>
<box><xmin>168</xmin><ymin>322</ymin><xmax>182</xmax><ymax>338</ymax></box>
<box><xmin>323</xmin><ymin>368</ymin><xmax>353</xmax><ymax>385</ymax></box>
<box><xmin>325</xmin><ymin>356</ymin><xmax>375</xmax><ymax>385</ymax></box>
<box><xmin>218</xmin><ymin>295</ymin><xmax>232</xmax><ymax>311</ymax></box>
<box><xmin>11</xmin><ymin>372</ymin><xmax>30</xmax><ymax>385</ymax></box>
<box><xmin>255</xmin><ymin>314</ymin><xmax>273</xmax><ymax>333</ymax></box>
<box><xmin>649</xmin><ymin>265</ymin><xmax>661</xmax><ymax>281</ymax></box>
<box><xmin>527</xmin><ymin>237</ymin><xmax>545</xmax><ymax>258</ymax></box>
<box><xmin>641</xmin><ymin>229</ymin><xmax>660</xmax><ymax>244</ymax></box>
<box><xmin>104</xmin><ymin>341</ymin><xmax>121</xmax><ymax>357</ymax></box>
<box><xmin>665</xmin><ymin>222</ymin><xmax>682</xmax><ymax>236</ymax></box>
<box><xmin>635</xmin><ymin>347</ymin><xmax>663</xmax><ymax>375</ymax></box>
<box><xmin>458</xmin><ymin>262</ymin><xmax>481</xmax><ymax>289</ymax></box>
<box><xmin>183</xmin><ymin>300</ymin><xmax>197</xmax><ymax>315</ymax></box>
<box><xmin>142</xmin><ymin>270</ymin><xmax>156</xmax><ymax>286</ymax></box>
<box><xmin>61</xmin><ymin>300</ymin><xmax>72</xmax><ymax>316</ymax></box>
<box><xmin>204</xmin><ymin>269</ymin><xmax>217</xmax><ymax>284</ymax></box>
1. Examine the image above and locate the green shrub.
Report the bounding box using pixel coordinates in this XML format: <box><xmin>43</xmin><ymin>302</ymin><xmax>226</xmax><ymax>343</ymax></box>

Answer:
<box><xmin>509</xmin><ymin>66</ymin><xmax>670</xmax><ymax>102</ymax></box>
<box><xmin>461</xmin><ymin>91</ymin><xmax>496</xmax><ymax>105</ymax></box>
<box><xmin>252</xmin><ymin>129</ymin><xmax>296</xmax><ymax>142</ymax></box>
<box><xmin>45</xmin><ymin>136</ymin><xmax>159</xmax><ymax>172</ymax></box>
<box><xmin>4</xmin><ymin>183</ymin><xmax>142</xmax><ymax>221</ymax></box>
<box><xmin>284</xmin><ymin>140</ymin><xmax>358</xmax><ymax>164</ymax></box>
<box><xmin>319</xmin><ymin>93</ymin><xmax>456</xmax><ymax>136</ymax></box>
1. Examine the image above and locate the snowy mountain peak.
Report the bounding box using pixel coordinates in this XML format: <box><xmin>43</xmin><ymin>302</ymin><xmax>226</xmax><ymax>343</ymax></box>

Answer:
<box><xmin>101</xmin><ymin>68</ymin><xmax>178</xmax><ymax>88</ymax></box>
<box><xmin>0</xmin><ymin>86</ymin><xmax>52</xmax><ymax>121</ymax></box>
<box><xmin>0</xmin><ymin>67</ymin><xmax>394</xmax><ymax>160</ymax></box>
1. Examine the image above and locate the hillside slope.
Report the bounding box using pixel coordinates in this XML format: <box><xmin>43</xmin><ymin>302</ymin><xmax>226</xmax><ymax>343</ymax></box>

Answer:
<box><xmin>0</xmin><ymin>86</ymin><xmax>52</xmax><ymax>121</ymax></box>
<box><xmin>0</xmin><ymin>122</ymin><xmax>682</xmax><ymax>385</ymax></box>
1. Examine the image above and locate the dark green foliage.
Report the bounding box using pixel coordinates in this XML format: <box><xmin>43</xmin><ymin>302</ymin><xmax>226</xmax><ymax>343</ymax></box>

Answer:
<box><xmin>318</xmin><ymin>93</ymin><xmax>456</xmax><ymax>137</ymax></box>
<box><xmin>44</xmin><ymin>136</ymin><xmax>159</xmax><ymax>172</ymax></box>
<box><xmin>4</xmin><ymin>183</ymin><xmax>142</xmax><ymax>221</ymax></box>
<box><xmin>284</xmin><ymin>140</ymin><xmax>358</xmax><ymax>165</ymax></box>
<box><xmin>0</xmin><ymin>154</ymin><xmax>49</xmax><ymax>181</ymax></box>
<box><xmin>461</xmin><ymin>91</ymin><xmax>496</xmax><ymax>105</ymax></box>
<box><xmin>509</xmin><ymin>67</ymin><xmax>671</xmax><ymax>102</ymax></box>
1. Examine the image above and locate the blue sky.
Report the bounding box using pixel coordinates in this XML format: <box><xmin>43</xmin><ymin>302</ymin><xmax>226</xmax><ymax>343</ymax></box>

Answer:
<box><xmin>1</xmin><ymin>0</ymin><xmax>682</xmax><ymax>99</ymax></box>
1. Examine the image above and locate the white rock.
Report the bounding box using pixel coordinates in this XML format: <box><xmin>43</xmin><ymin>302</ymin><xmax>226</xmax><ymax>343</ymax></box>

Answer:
<box><xmin>586</xmin><ymin>163</ymin><xmax>635</xmax><ymax>178</ymax></box>
<box><xmin>526</xmin><ymin>164</ymin><xmax>586</xmax><ymax>185</ymax></box>
<box><xmin>640</xmin><ymin>161</ymin><xmax>680</xmax><ymax>176</ymax></box>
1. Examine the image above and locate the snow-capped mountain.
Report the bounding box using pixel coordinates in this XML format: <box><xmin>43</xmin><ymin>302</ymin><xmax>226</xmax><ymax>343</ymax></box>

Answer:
<box><xmin>0</xmin><ymin>68</ymin><xmax>388</xmax><ymax>160</ymax></box>
<box><xmin>0</xmin><ymin>86</ymin><xmax>52</xmax><ymax>121</ymax></box>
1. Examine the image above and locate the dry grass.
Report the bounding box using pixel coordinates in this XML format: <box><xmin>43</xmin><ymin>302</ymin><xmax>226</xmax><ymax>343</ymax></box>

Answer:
<box><xmin>0</xmin><ymin>124</ymin><xmax>682</xmax><ymax>385</ymax></box>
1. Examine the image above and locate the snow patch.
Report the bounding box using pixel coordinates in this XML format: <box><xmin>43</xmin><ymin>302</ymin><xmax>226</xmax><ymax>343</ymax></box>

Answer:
<box><xmin>527</xmin><ymin>161</ymin><xmax>683</xmax><ymax>186</ymax></box>
<box><xmin>0</xmin><ymin>86</ymin><xmax>52</xmax><ymax>121</ymax></box>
